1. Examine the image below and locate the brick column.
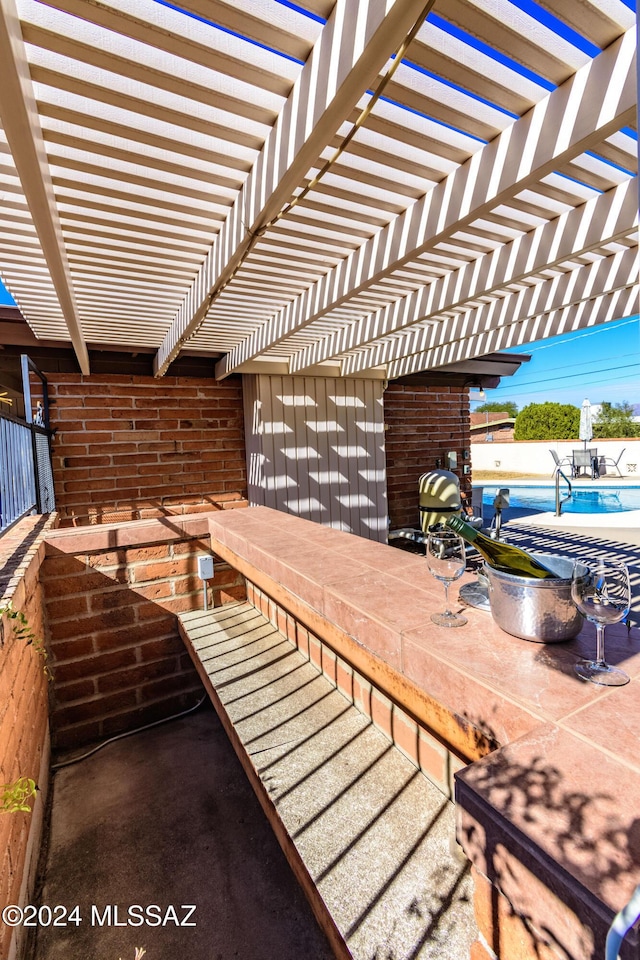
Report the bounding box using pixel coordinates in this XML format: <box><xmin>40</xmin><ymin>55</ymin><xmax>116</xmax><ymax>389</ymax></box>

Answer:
<box><xmin>384</xmin><ymin>383</ymin><xmax>471</xmax><ymax>531</ymax></box>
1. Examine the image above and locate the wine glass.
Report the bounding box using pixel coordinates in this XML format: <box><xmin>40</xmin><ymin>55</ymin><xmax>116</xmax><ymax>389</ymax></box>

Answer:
<box><xmin>426</xmin><ymin>528</ymin><xmax>468</xmax><ymax>627</ymax></box>
<box><xmin>571</xmin><ymin>557</ymin><xmax>631</xmax><ymax>686</ymax></box>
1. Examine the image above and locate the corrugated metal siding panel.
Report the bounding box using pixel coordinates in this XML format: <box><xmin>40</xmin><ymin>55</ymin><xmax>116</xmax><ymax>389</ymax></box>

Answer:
<box><xmin>244</xmin><ymin>375</ymin><xmax>387</xmax><ymax>540</ymax></box>
<box><xmin>242</xmin><ymin>373</ymin><xmax>264</xmax><ymax>504</ymax></box>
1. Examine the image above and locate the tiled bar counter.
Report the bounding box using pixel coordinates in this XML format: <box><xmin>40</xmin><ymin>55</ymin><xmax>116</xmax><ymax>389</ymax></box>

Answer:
<box><xmin>203</xmin><ymin>507</ymin><xmax>640</xmax><ymax>960</ymax></box>
<box><xmin>38</xmin><ymin>506</ymin><xmax>640</xmax><ymax>960</ymax></box>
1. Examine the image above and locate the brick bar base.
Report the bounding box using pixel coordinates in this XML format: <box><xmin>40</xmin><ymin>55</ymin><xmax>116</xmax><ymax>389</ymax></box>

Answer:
<box><xmin>471</xmin><ymin>867</ymin><xmax>562</xmax><ymax>960</ymax></box>
<box><xmin>41</xmin><ymin>517</ymin><xmax>246</xmax><ymax>749</ymax></box>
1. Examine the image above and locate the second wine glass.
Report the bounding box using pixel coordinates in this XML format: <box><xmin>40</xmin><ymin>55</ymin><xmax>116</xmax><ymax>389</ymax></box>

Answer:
<box><xmin>426</xmin><ymin>528</ymin><xmax>468</xmax><ymax>627</ymax></box>
<box><xmin>571</xmin><ymin>557</ymin><xmax>630</xmax><ymax>686</ymax></box>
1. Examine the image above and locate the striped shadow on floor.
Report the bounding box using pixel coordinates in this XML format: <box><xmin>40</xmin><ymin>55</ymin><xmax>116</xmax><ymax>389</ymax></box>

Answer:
<box><xmin>504</xmin><ymin>523</ymin><xmax>640</xmax><ymax>625</ymax></box>
<box><xmin>179</xmin><ymin>602</ymin><xmax>475</xmax><ymax>960</ymax></box>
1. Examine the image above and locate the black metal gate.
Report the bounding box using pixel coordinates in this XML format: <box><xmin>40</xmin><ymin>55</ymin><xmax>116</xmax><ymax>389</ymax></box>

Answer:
<box><xmin>0</xmin><ymin>356</ymin><xmax>55</xmax><ymax>534</ymax></box>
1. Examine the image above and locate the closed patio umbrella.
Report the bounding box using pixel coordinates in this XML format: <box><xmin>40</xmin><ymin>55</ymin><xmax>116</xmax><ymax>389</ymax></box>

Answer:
<box><xmin>579</xmin><ymin>398</ymin><xmax>593</xmax><ymax>451</ymax></box>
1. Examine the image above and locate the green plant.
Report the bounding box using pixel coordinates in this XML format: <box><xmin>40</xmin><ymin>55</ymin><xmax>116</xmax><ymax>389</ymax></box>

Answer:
<box><xmin>0</xmin><ymin>600</ymin><xmax>52</xmax><ymax>681</ymax></box>
<box><xmin>0</xmin><ymin>777</ymin><xmax>37</xmax><ymax>814</ymax></box>
<box><xmin>0</xmin><ymin>604</ymin><xmax>51</xmax><ymax>815</ymax></box>
<box><xmin>593</xmin><ymin>401</ymin><xmax>640</xmax><ymax>439</ymax></box>
<box><xmin>514</xmin><ymin>401</ymin><xmax>580</xmax><ymax>440</ymax></box>
<box><xmin>119</xmin><ymin>950</ymin><xmax>146</xmax><ymax>960</ymax></box>
<box><xmin>475</xmin><ymin>400</ymin><xmax>519</xmax><ymax>418</ymax></box>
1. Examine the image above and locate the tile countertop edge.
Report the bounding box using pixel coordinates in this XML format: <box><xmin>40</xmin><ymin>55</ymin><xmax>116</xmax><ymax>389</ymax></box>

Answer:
<box><xmin>454</xmin><ymin>722</ymin><xmax>640</xmax><ymax>929</ymax></box>
<box><xmin>205</xmin><ymin>513</ymin><xmax>508</xmax><ymax>759</ymax></box>
<box><xmin>43</xmin><ymin>513</ymin><xmax>215</xmax><ymax>553</ymax></box>
<box><xmin>400</xmin><ymin>629</ymin><xmax>550</xmax><ymax>748</ymax></box>
<box><xmin>205</xmin><ymin>508</ymin><xmax>629</xmax><ymax>745</ymax></box>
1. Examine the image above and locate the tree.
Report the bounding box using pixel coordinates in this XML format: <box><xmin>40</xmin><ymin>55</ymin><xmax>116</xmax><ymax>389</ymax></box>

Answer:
<box><xmin>514</xmin><ymin>402</ymin><xmax>580</xmax><ymax>440</ymax></box>
<box><xmin>593</xmin><ymin>401</ymin><xmax>640</xmax><ymax>439</ymax></box>
<box><xmin>474</xmin><ymin>401</ymin><xmax>519</xmax><ymax>418</ymax></box>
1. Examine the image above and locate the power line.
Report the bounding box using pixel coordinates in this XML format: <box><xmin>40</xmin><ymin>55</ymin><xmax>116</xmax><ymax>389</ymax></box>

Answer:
<box><xmin>512</xmin><ymin>353</ymin><xmax>638</xmax><ymax>380</ymax></box>
<box><xmin>497</xmin><ymin>360</ymin><xmax>640</xmax><ymax>388</ymax></box>
<box><xmin>521</xmin><ymin>316</ymin><xmax>639</xmax><ymax>356</ymax></box>
<box><xmin>489</xmin><ymin>371</ymin><xmax>640</xmax><ymax>401</ymax></box>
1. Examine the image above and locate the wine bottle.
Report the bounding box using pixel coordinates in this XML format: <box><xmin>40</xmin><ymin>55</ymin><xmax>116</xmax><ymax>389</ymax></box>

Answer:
<box><xmin>445</xmin><ymin>515</ymin><xmax>558</xmax><ymax>579</ymax></box>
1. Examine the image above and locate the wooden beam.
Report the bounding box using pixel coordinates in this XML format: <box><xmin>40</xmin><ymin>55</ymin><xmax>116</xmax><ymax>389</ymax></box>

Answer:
<box><xmin>153</xmin><ymin>0</ymin><xmax>430</xmax><ymax>376</ymax></box>
<box><xmin>0</xmin><ymin>0</ymin><xmax>89</xmax><ymax>373</ymax></box>
<box><xmin>291</xmin><ymin>180</ymin><xmax>638</xmax><ymax>374</ymax></box>
<box><xmin>342</xmin><ymin>234</ymin><xmax>639</xmax><ymax>376</ymax></box>
<box><xmin>388</xmin><ymin>282</ymin><xmax>640</xmax><ymax>379</ymax></box>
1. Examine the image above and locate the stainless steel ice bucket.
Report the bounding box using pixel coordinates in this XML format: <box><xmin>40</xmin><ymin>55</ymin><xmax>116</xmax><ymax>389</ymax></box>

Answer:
<box><xmin>484</xmin><ymin>554</ymin><xmax>585</xmax><ymax>643</ymax></box>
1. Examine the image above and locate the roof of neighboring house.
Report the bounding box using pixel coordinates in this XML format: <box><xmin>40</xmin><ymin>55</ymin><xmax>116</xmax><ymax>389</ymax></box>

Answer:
<box><xmin>470</xmin><ymin>413</ymin><xmax>516</xmax><ymax>429</ymax></box>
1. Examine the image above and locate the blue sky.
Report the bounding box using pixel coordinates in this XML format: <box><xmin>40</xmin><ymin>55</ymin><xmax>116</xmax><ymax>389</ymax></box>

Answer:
<box><xmin>474</xmin><ymin>315</ymin><xmax>640</xmax><ymax>412</ymax></box>
<box><xmin>0</xmin><ymin>280</ymin><xmax>14</xmax><ymax>305</ymax></box>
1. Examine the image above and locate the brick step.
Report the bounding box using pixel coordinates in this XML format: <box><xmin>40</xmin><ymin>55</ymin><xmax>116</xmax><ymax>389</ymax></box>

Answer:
<box><xmin>179</xmin><ymin>602</ymin><xmax>475</xmax><ymax>960</ymax></box>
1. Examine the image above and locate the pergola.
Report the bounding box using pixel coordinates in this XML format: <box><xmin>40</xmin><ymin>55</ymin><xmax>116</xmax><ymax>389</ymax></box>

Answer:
<box><xmin>1</xmin><ymin>14</ymin><xmax>640</xmax><ymax>957</ymax></box>
<box><xmin>0</xmin><ymin>0</ymin><xmax>636</xmax><ymax>382</ymax></box>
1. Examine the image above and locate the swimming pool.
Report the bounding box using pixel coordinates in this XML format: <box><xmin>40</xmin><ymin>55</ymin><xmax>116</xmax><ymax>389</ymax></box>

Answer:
<box><xmin>477</xmin><ymin>484</ymin><xmax>640</xmax><ymax>516</ymax></box>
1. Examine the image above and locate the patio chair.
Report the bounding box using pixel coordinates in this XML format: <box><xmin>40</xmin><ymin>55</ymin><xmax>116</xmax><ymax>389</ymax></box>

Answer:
<box><xmin>600</xmin><ymin>448</ymin><xmax>626</xmax><ymax>477</ymax></box>
<box><xmin>549</xmin><ymin>450</ymin><xmax>572</xmax><ymax>477</ymax></box>
<box><xmin>572</xmin><ymin>448</ymin><xmax>598</xmax><ymax>478</ymax></box>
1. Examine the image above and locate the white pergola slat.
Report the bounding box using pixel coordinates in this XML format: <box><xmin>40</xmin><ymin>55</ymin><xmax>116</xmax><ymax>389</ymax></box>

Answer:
<box><xmin>154</xmin><ymin>0</ymin><xmax>432</xmax><ymax>374</ymax></box>
<box><xmin>0</xmin><ymin>0</ymin><xmax>89</xmax><ymax>370</ymax></box>
<box><xmin>0</xmin><ymin>0</ymin><xmax>635</xmax><ymax>378</ymax></box>
<box><xmin>288</xmin><ymin>179</ymin><xmax>638</xmax><ymax>374</ymax></box>
<box><xmin>388</xmin><ymin>283</ymin><xmax>640</xmax><ymax>379</ymax></box>
<box><xmin>352</xmin><ymin>246</ymin><xmax>638</xmax><ymax>376</ymax></box>
<box><xmin>216</xmin><ymin>26</ymin><xmax>636</xmax><ymax>378</ymax></box>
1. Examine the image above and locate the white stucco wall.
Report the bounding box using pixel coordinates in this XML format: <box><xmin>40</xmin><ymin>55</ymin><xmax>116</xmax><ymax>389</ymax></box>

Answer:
<box><xmin>471</xmin><ymin>438</ymin><xmax>640</xmax><ymax>477</ymax></box>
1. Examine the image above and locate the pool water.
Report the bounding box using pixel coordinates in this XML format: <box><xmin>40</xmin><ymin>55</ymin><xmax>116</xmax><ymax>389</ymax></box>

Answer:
<box><xmin>477</xmin><ymin>484</ymin><xmax>640</xmax><ymax>516</ymax></box>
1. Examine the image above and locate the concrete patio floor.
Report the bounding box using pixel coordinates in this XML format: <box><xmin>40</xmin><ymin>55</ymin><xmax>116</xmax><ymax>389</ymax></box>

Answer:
<box><xmin>513</xmin><ymin>508</ymin><xmax>640</xmax><ymax>546</ymax></box>
<box><xmin>26</xmin><ymin>705</ymin><xmax>335</xmax><ymax>960</ymax></box>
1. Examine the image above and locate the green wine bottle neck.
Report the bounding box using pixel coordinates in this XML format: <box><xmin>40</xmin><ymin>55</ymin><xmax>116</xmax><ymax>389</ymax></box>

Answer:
<box><xmin>445</xmin><ymin>515</ymin><xmax>556</xmax><ymax>579</ymax></box>
<box><xmin>446</xmin><ymin>516</ymin><xmax>479</xmax><ymax>542</ymax></box>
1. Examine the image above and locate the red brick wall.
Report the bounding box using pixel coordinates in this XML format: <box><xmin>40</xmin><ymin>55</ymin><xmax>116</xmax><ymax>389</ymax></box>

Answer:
<box><xmin>42</xmin><ymin>533</ymin><xmax>246</xmax><ymax>749</ymax></box>
<box><xmin>41</xmin><ymin>373</ymin><xmax>247</xmax><ymax>525</ymax></box>
<box><xmin>384</xmin><ymin>383</ymin><xmax>471</xmax><ymax>531</ymax></box>
<box><xmin>0</xmin><ymin>518</ymin><xmax>53</xmax><ymax>960</ymax></box>
<box><xmin>37</xmin><ymin>371</ymin><xmax>475</xmax><ymax>536</ymax></box>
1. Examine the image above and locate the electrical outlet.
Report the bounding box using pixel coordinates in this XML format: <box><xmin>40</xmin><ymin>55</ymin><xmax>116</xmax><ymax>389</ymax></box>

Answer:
<box><xmin>197</xmin><ymin>555</ymin><xmax>215</xmax><ymax>580</ymax></box>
